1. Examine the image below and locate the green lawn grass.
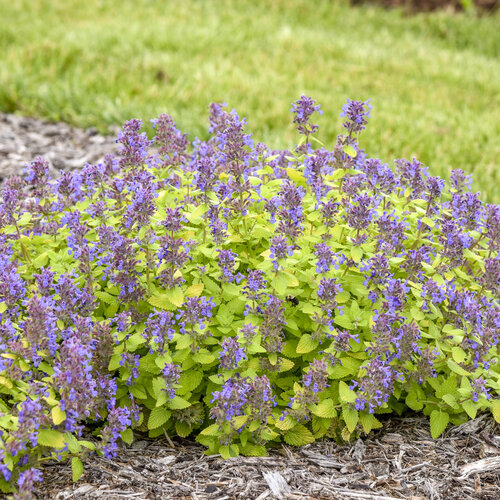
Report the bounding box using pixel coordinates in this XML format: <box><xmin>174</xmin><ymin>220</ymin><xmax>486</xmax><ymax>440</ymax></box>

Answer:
<box><xmin>1</xmin><ymin>0</ymin><xmax>499</xmax><ymax>200</ymax></box>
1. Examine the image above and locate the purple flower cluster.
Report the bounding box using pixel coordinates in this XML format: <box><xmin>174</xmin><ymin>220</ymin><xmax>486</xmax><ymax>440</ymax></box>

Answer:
<box><xmin>143</xmin><ymin>309</ymin><xmax>175</xmax><ymax>354</ymax></box>
<box><xmin>290</xmin><ymin>95</ymin><xmax>322</xmax><ymax>137</ymax></box>
<box><xmin>340</xmin><ymin>99</ymin><xmax>371</xmax><ymax>135</ymax></box>
<box><xmin>151</xmin><ymin>113</ymin><xmax>189</xmax><ymax>168</ymax></box>
<box><xmin>210</xmin><ymin>374</ymin><xmax>276</xmax><ymax>428</ymax></box>
<box><xmin>351</xmin><ymin>359</ymin><xmax>402</xmax><ymax>413</ymax></box>
<box><xmin>259</xmin><ymin>295</ymin><xmax>287</xmax><ymax>353</ymax></box>
<box><xmin>219</xmin><ymin>336</ymin><xmax>246</xmax><ymax>370</ymax></box>
<box><xmin>162</xmin><ymin>363</ymin><xmax>181</xmax><ymax>399</ymax></box>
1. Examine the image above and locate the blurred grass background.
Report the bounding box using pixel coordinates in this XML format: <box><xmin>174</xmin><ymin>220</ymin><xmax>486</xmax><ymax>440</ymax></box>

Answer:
<box><xmin>0</xmin><ymin>0</ymin><xmax>499</xmax><ymax>200</ymax></box>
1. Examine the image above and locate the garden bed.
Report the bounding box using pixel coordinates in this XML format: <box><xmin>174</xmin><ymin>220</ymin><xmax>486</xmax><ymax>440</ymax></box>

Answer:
<box><xmin>1</xmin><ymin>111</ymin><xmax>500</xmax><ymax>499</ymax></box>
<box><xmin>37</xmin><ymin>415</ymin><xmax>500</xmax><ymax>499</ymax></box>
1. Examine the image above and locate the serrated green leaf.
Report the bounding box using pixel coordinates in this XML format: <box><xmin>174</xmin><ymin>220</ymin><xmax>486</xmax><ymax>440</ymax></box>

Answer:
<box><xmin>359</xmin><ymin>413</ymin><xmax>382</xmax><ymax>434</ymax></box>
<box><xmin>447</xmin><ymin>360</ymin><xmax>470</xmax><ymax>376</ymax></box>
<box><xmin>463</xmin><ymin>400</ymin><xmax>478</xmax><ymax>419</ymax></box>
<box><xmin>279</xmin><ymin>358</ymin><xmax>295</xmax><ymax>372</ymax></box>
<box><xmin>232</xmin><ymin>415</ymin><xmax>248</xmax><ymax>430</ymax></box>
<box><xmin>286</xmin><ymin>168</ymin><xmax>307</xmax><ymax>186</ymax></box>
<box><xmin>342</xmin><ymin>407</ymin><xmax>358</xmax><ymax>433</ymax></box>
<box><xmin>260</xmin><ymin>427</ymin><xmax>279</xmax><ymax>441</ymax></box>
<box><xmin>178</xmin><ymin>370</ymin><xmax>203</xmax><ymax>394</ymax></box>
<box><xmin>296</xmin><ymin>334</ymin><xmax>319</xmax><ymax>354</ymax></box>
<box><xmin>430</xmin><ymin>410</ymin><xmax>449</xmax><ymax>438</ymax></box>
<box><xmin>33</xmin><ymin>252</ymin><xmax>49</xmax><ymax>268</ymax></box>
<box><xmin>243</xmin><ymin>444</ymin><xmax>267</xmax><ymax>457</ymax></box>
<box><xmin>282</xmin><ymin>271</ymin><xmax>299</xmax><ymax>287</ymax></box>
<box><xmin>51</xmin><ymin>405</ymin><xmax>66</xmax><ymax>426</ymax></box>
<box><xmin>275</xmin><ymin>414</ymin><xmax>296</xmax><ymax>431</ymax></box>
<box><xmin>175</xmin><ymin>421</ymin><xmax>192</xmax><ymax>437</ymax></box>
<box><xmin>148</xmin><ymin>294</ymin><xmax>176</xmax><ymax>311</ymax></box>
<box><xmin>167</xmin><ymin>396</ymin><xmax>191</xmax><ymax>410</ymax></box>
<box><xmin>62</xmin><ymin>433</ymin><xmax>80</xmax><ymax>455</ymax></box>
<box><xmin>176</xmin><ymin>334</ymin><xmax>192</xmax><ymax>350</ymax></box>
<box><xmin>202</xmin><ymin>275</ymin><xmax>220</xmax><ymax>295</ymax></box>
<box><xmin>216</xmin><ymin>303</ymin><xmax>234</xmax><ymax>327</ymax></box>
<box><xmin>193</xmin><ymin>350</ymin><xmax>215</xmax><ymax>364</ymax></box>
<box><xmin>72</xmin><ymin>457</ymin><xmax>84</xmax><ymax>483</ymax></box>
<box><xmin>338</xmin><ymin>381</ymin><xmax>356</xmax><ymax>403</ymax></box>
<box><xmin>405</xmin><ymin>391</ymin><xmax>423</xmax><ymax>411</ymax></box>
<box><xmin>350</xmin><ymin>246</ymin><xmax>362</xmax><ymax>263</ymax></box>
<box><xmin>121</xmin><ymin>428</ymin><xmax>134</xmax><ymax>445</ymax></box>
<box><xmin>421</xmin><ymin>216</ymin><xmax>435</xmax><ymax>228</ymax></box>
<box><xmin>95</xmin><ymin>291</ymin><xmax>116</xmax><ymax>305</ymax></box>
<box><xmin>200</xmin><ymin>423</ymin><xmax>220</xmax><ymax>436</ymax></box>
<box><xmin>343</xmin><ymin>145</ymin><xmax>357</xmax><ymax>158</ymax></box>
<box><xmin>442</xmin><ymin>394</ymin><xmax>459</xmax><ymax>409</ymax></box>
<box><xmin>186</xmin><ymin>283</ymin><xmax>204</xmax><ymax>297</ymax></box>
<box><xmin>37</xmin><ymin>429</ymin><xmax>66</xmax><ymax>448</ymax></box>
<box><xmin>166</xmin><ymin>287</ymin><xmax>184</xmax><ymax>307</ymax></box>
<box><xmin>491</xmin><ymin>400</ymin><xmax>500</xmax><ymax>424</ymax></box>
<box><xmin>283</xmin><ymin>424</ymin><xmax>315</xmax><ymax>446</ymax></box>
<box><xmin>312</xmin><ymin>398</ymin><xmax>337</xmax><ymax>418</ymax></box>
<box><xmin>148</xmin><ymin>407</ymin><xmax>170</xmax><ymax>429</ymax></box>
<box><xmin>451</xmin><ymin>347</ymin><xmax>467</xmax><ymax>364</ymax></box>
<box><xmin>334</xmin><ymin>314</ymin><xmax>353</xmax><ymax>330</ymax></box>
<box><xmin>271</xmin><ymin>272</ymin><xmax>288</xmax><ymax>295</ymax></box>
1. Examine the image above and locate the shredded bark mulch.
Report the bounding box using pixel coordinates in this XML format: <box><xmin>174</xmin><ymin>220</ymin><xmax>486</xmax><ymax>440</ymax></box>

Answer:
<box><xmin>37</xmin><ymin>414</ymin><xmax>500</xmax><ymax>500</ymax></box>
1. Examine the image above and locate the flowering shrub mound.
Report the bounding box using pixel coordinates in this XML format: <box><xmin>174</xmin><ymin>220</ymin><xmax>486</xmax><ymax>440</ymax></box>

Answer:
<box><xmin>1</xmin><ymin>97</ymin><xmax>500</xmax><ymax>496</ymax></box>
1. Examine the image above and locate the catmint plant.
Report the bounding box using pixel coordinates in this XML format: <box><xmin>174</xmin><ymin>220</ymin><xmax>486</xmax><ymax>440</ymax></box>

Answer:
<box><xmin>1</xmin><ymin>96</ymin><xmax>500</xmax><ymax>496</ymax></box>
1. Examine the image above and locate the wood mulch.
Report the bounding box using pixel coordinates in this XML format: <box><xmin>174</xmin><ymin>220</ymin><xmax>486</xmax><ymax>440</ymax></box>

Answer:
<box><xmin>37</xmin><ymin>414</ymin><xmax>500</xmax><ymax>500</ymax></box>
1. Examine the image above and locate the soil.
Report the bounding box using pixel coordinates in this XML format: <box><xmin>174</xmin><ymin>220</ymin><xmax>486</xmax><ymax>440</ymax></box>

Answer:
<box><xmin>1</xmin><ymin>113</ymin><xmax>500</xmax><ymax>499</ymax></box>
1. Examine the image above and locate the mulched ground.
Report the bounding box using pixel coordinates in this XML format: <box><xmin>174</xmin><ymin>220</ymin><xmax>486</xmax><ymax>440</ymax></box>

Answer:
<box><xmin>1</xmin><ymin>114</ymin><xmax>500</xmax><ymax>499</ymax></box>
<box><xmin>37</xmin><ymin>415</ymin><xmax>500</xmax><ymax>500</ymax></box>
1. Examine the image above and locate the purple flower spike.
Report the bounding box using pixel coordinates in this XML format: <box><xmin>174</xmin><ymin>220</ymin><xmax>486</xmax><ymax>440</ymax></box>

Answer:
<box><xmin>340</xmin><ymin>99</ymin><xmax>371</xmax><ymax>135</ymax></box>
<box><xmin>290</xmin><ymin>95</ymin><xmax>323</xmax><ymax>137</ymax></box>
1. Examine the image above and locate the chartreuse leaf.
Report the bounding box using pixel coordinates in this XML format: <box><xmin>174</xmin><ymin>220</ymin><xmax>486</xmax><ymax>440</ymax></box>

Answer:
<box><xmin>491</xmin><ymin>400</ymin><xmax>500</xmax><ymax>424</ymax></box>
<box><xmin>343</xmin><ymin>144</ymin><xmax>357</xmax><ymax>157</ymax></box>
<box><xmin>342</xmin><ymin>407</ymin><xmax>358</xmax><ymax>433</ymax></box>
<box><xmin>148</xmin><ymin>407</ymin><xmax>170</xmax><ymax>429</ymax></box>
<box><xmin>121</xmin><ymin>428</ymin><xmax>134</xmax><ymax>445</ymax></box>
<box><xmin>338</xmin><ymin>381</ymin><xmax>356</xmax><ymax>403</ymax></box>
<box><xmin>359</xmin><ymin>413</ymin><xmax>382</xmax><ymax>434</ymax></box>
<box><xmin>275</xmin><ymin>413</ymin><xmax>296</xmax><ymax>431</ymax></box>
<box><xmin>186</xmin><ymin>283</ymin><xmax>204</xmax><ymax>297</ymax></box>
<box><xmin>430</xmin><ymin>410</ymin><xmax>449</xmax><ymax>438</ymax></box>
<box><xmin>296</xmin><ymin>334</ymin><xmax>319</xmax><ymax>354</ymax></box>
<box><xmin>405</xmin><ymin>391</ymin><xmax>423</xmax><ymax>411</ymax></box>
<box><xmin>283</xmin><ymin>424</ymin><xmax>315</xmax><ymax>446</ymax></box>
<box><xmin>286</xmin><ymin>168</ymin><xmax>307</xmax><ymax>186</ymax></box>
<box><xmin>72</xmin><ymin>457</ymin><xmax>84</xmax><ymax>483</ymax></box>
<box><xmin>37</xmin><ymin>429</ymin><xmax>66</xmax><ymax>448</ymax></box>
<box><xmin>148</xmin><ymin>294</ymin><xmax>176</xmax><ymax>311</ymax></box>
<box><xmin>167</xmin><ymin>396</ymin><xmax>191</xmax><ymax>410</ymax></box>
<box><xmin>175</xmin><ymin>421</ymin><xmax>192</xmax><ymax>438</ymax></box>
<box><xmin>178</xmin><ymin>370</ymin><xmax>203</xmax><ymax>394</ymax></box>
<box><xmin>312</xmin><ymin>399</ymin><xmax>337</xmax><ymax>419</ymax></box>
<box><xmin>51</xmin><ymin>405</ymin><xmax>66</xmax><ymax>426</ymax></box>
<box><xmin>200</xmin><ymin>424</ymin><xmax>219</xmax><ymax>436</ymax></box>
<box><xmin>166</xmin><ymin>287</ymin><xmax>184</xmax><ymax>307</ymax></box>
<box><xmin>242</xmin><ymin>445</ymin><xmax>267</xmax><ymax>457</ymax></box>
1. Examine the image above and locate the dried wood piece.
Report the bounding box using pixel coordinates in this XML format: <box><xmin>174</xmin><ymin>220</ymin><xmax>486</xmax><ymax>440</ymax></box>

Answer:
<box><xmin>458</xmin><ymin>455</ymin><xmax>500</xmax><ymax>479</ymax></box>
<box><xmin>262</xmin><ymin>470</ymin><xmax>291</xmax><ymax>499</ymax></box>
